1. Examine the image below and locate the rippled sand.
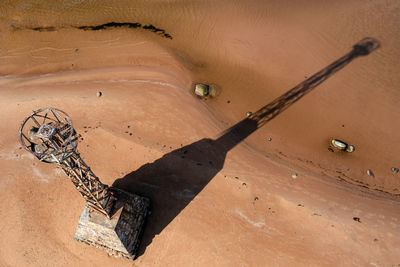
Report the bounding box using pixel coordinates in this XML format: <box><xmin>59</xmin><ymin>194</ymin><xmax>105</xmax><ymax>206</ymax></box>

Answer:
<box><xmin>0</xmin><ymin>1</ymin><xmax>399</xmax><ymax>266</ymax></box>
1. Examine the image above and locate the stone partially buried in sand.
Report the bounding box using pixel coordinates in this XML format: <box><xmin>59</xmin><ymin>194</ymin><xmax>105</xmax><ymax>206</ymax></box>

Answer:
<box><xmin>194</xmin><ymin>83</ymin><xmax>220</xmax><ymax>98</ymax></box>
<box><xmin>331</xmin><ymin>139</ymin><xmax>355</xmax><ymax>153</ymax></box>
<box><xmin>194</xmin><ymin>83</ymin><xmax>209</xmax><ymax>97</ymax></box>
<box><xmin>367</xmin><ymin>169</ymin><xmax>375</xmax><ymax>178</ymax></box>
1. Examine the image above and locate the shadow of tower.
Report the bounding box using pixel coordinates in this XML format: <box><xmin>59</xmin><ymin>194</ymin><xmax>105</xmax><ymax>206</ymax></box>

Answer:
<box><xmin>112</xmin><ymin>37</ymin><xmax>380</xmax><ymax>256</ymax></box>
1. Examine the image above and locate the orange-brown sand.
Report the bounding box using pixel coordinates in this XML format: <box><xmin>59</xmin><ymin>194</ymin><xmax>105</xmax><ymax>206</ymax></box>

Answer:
<box><xmin>0</xmin><ymin>1</ymin><xmax>399</xmax><ymax>266</ymax></box>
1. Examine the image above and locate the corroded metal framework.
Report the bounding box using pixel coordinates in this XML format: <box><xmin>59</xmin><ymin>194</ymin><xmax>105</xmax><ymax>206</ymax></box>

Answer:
<box><xmin>60</xmin><ymin>153</ymin><xmax>115</xmax><ymax>218</ymax></box>
<box><xmin>19</xmin><ymin>107</ymin><xmax>150</xmax><ymax>259</ymax></box>
<box><xmin>19</xmin><ymin>107</ymin><xmax>114</xmax><ymax>218</ymax></box>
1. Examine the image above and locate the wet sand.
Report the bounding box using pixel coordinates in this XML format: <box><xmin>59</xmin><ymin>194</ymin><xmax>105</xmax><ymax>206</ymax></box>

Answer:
<box><xmin>0</xmin><ymin>1</ymin><xmax>399</xmax><ymax>266</ymax></box>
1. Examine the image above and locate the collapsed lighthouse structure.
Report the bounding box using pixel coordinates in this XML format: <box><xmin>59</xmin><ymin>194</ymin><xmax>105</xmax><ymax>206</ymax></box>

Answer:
<box><xmin>18</xmin><ymin>107</ymin><xmax>150</xmax><ymax>260</ymax></box>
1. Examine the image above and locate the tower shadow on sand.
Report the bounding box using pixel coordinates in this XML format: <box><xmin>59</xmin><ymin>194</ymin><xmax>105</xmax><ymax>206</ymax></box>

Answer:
<box><xmin>112</xmin><ymin>38</ymin><xmax>380</xmax><ymax>257</ymax></box>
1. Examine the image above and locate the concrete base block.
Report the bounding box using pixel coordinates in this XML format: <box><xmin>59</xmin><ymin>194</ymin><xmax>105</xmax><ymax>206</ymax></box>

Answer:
<box><xmin>74</xmin><ymin>189</ymin><xmax>150</xmax><ymax>260</ymax></box>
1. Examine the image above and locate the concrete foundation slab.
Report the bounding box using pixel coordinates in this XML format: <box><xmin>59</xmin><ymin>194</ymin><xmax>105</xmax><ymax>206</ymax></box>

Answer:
<box><xmin>74</xmin><ymin>189</ymin><xmax>150</xmax><ymax>260</ymax></box>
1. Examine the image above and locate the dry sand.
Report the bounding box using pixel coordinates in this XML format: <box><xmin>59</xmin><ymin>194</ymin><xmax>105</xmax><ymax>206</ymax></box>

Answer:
<box><xmin>0</xmin><ymin>1</ymin><xmax>399</xmax><ymax>266</ymax></box>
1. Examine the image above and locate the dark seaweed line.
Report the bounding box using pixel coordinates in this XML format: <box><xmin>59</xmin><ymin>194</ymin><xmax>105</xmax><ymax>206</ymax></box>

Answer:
<box><xmin>75</xmin><ymin>22</ymin><xmax>172</xmax><ymax>39</ymax></box>
<box><xmin>22</xmin><ymin>22</ymin><xmax>173</xmax><ymax>39</ymax></box>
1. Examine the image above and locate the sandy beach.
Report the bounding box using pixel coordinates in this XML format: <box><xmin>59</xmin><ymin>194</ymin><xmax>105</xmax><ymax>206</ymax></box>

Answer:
<box><xmin>0</xmin><ymin>1</ymin><xmax>399</xmax><ymax>266</ymax></box>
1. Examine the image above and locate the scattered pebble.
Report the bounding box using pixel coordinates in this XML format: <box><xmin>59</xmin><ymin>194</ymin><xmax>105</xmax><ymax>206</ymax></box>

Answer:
<box><xmin>254</xmin><ymin>196</ymin><xmax>259</xmax><ymax>201</ymax></box>
<box><xmin>292</xmin><ymin>173</ymin><xmax>298</xmax><ymax>179</ymax></box>
<box><xmin>353</xmin><ymin>217</ymin><xmax>361</xmax><ymax>222</ymax></box>
<box><xmin>267</xmin><ymin>137</ymin><xmax>272</xmax><ymax>142</ymax></box>
<box><xmin>392</xmin><ymin>167</ymin><xmax>399</xmax><ymax>174</ymax></box>
<box><xmin>267</xmin><ymin>208</ymin><xmax>275</xmax><ymax>214</ymax></box>
<box><xmin>227</xmin><ymin>100</ymin><xmax>231</xmax><ymax>104</ymax></box>
<box><xmin>97</xmin><ymin>91</ymin><xmax>102</xmax><ymax>97</ymax></box>
<box><xmin>246</xmin><ymin>111</ymin><xmax>252</xmax><ymax>117</ymax></box>
<box><xmin>367</xmin><ymin>169</ymin><xmax>375</xmax><ymax>178</ymax></box>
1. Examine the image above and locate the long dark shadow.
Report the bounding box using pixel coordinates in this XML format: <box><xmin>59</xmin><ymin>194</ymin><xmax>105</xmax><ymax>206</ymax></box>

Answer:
<box><xmin>112</xmin><ymin>37</ymin><xmax>380</xmax><ymax>256</ymax></box>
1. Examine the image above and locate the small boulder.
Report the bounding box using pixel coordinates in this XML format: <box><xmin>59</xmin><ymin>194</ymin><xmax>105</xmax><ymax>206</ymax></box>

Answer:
<box><xmin>331</xmin><ymin>139</ymin><xmax>347</xmax><ymax>151</ymax></box>
<box><xmin>194</xmin><ymin>84</ymin><xmax>209</xmax><ymax>97</ymax></box>
<box><xmin>194</xmin><ymin>83</ymin><xmax>220</xmax><ymax>98</ymax></box>
<box><xmin>331</xmin><ymin>139</ymin><xmax>355</xmax><ymax>153</ymax></box>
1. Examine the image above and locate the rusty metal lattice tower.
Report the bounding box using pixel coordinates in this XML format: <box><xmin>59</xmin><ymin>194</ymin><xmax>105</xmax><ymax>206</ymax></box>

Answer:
<box><xmin>19</xmin><ymin>107</ymin><xmax>150</xmax><ymax>260</ymax></box>
<box><xmin>19</xmin><ymin>107</ymin><xmax>115</xmax><ymax>218</ymax></box>
<box><xmin>60</xmin><ymin>153</ymin><xmax>115</xmax><ymax>218</ymax></box>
